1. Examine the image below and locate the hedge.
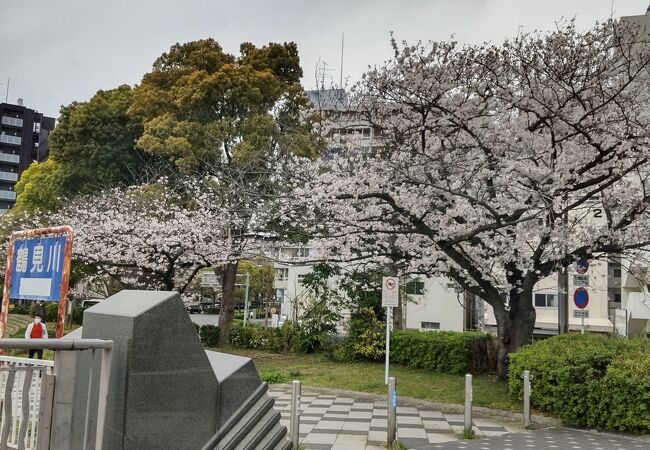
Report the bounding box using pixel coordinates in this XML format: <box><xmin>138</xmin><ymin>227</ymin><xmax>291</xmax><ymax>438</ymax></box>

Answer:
<box><xmin>509</xmin><ymin>334</ymin><xmax>650</xmax><ymax>433</ymax></box>
<box><xmin>390</xmin><ymin>330</ymin><xmax>497</xmax><ymax>375</ymax></box>
<box><xmin>199</xmin><ymin>325</ymin><xmax>220</xmax><ymax>347</ymax></box>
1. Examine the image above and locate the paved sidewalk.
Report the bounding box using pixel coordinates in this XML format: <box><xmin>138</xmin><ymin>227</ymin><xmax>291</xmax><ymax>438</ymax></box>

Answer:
<box><xmin>430</xmin><ymin>428</ymin><xmax>648</xmax><ymax>450</ymax></box>
<box><xmin>269</xmin><ymin>384</ymin><xmax>520</xmax><ymax>450</ymax></box>
<box><xmin>269</xmin><ymin>385</ymin><xmax>649</xmax><ymax>450</ymax></box>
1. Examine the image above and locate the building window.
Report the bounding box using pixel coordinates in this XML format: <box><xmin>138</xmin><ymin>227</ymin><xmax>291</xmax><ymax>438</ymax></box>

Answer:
<box><xmin>573</xmin><ymin>275</ymin><xmax>589</xmax><ymax>287</ymax></box>
<box><xmin>297</xmin><ymin>274</ymin><xmax>306</xmax><ymax>285</ymax></box>
<box><xmin>275</xmin><ymin>268</ymin><xmax>288</xmax><ymax>281</ymax></box>
<box><xmin>421</xmin><ymin>322</ymin><xmax>440</xmax><ymax>330</ymax></box>
<box><xmin>613</xmin><ymin>268</ymin><xmax>622</xmax><ymax>278</ymax></box>
<box><xmin>614</xmin><ymin>293</ymin><xmax>622</xmax><ymax>303</ymax></box>
<box><xmin>534</xmin><ymin>293</ymin><xmax>558</xmax><ymax>308</ymax></box>
<box><xmin>406</xmin><ymin>281</ymin><xmax>425</xmax><ymax>295</ymax></box>
<box><xmin>280</xmin><ymin>247</ymin><xmax>310</xmax><ymax>259</ymax></box>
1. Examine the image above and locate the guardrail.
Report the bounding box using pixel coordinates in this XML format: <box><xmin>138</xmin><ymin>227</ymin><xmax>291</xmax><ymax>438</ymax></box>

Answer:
<box><xmin>0</xmin><ymin>356</ymin><xmax>53</xmax><ymax>449</ymax></box>
<box><xmin>0</xmin><ymin>339</ymin><xmax>113</xmax><ymax>450</ymax></box>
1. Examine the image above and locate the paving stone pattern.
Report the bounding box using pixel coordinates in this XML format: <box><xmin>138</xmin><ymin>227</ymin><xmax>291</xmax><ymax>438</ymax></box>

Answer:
<box><xmin>430</xmin><ymin>428</ymin><xmax>649</xmax><ymax>450</ymax></box>
<box><xmin>269</xmin><ymin>386</ymin><xmax>649</xmax><ymax>450</ymax></box>
<box><xmin>269</xmin><ymin>385</ymin><xmax>516</xmax><ymax>450</ymax></box>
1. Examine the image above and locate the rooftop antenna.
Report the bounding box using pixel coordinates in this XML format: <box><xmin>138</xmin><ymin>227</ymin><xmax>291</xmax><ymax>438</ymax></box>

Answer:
<box><xmin>339</xmin><ymin>33</ymin><xmax>344</xmax><ymax>87</ymax></box>
<box><xmin>4</xmin><ymin>77</ymin><xmax>8</xmax><ymax>103</ymax></box>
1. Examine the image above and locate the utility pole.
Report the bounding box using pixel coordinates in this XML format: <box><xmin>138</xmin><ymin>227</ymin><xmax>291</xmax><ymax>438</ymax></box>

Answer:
<box><xmin>558</xmin><ymin>200</ymin><xmax>569</xmax><ymax>334</ymax></box>
<box><xmin>243</xmin><ymin>272</ymin><xmax>250</xmax><ymax>326</ymax></box>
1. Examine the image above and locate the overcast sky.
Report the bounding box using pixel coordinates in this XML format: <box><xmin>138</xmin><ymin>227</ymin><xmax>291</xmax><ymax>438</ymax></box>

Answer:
<box><xmin>0</xmin><ymin>0</ymin><xmax>647</xmax><ymax>118</ymax></box>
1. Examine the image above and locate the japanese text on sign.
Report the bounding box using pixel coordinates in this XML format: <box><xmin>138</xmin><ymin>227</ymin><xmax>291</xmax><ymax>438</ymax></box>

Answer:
<box><xmin>9</xmin><ymin>236</ymin><xmax>67</xmax><ymax>301</ymax></box>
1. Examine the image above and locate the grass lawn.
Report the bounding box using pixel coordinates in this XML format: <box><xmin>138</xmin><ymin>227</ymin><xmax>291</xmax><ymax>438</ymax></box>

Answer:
<box><xmin>222</xmin><ymin>348</ymin><xmax>519</xmax><ymax>412</ymax></box>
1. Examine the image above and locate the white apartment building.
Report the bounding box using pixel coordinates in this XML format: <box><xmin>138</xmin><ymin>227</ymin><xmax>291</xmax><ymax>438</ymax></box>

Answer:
<box><xmin>273</xmin><ymin>245</ymin><xmax>468</xmax><ymax>332</ymax></box>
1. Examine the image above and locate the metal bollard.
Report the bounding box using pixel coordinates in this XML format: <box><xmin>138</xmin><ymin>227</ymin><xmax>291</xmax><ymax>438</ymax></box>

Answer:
<box><xmin>290</xmin><ymin>380</ymin><xmax>301</xmax><ymax>448</ymax></box>
<box><xmin>523</xmin><ymin>370</ymin><xmax>531</xmax><ymax>427</ymax></box>
<box><xmin>289</xmin><ymin>381</ymin><xmax>301</xmax><ymax>446</ymax></box>
<box><xmin>464</xmin><ymin>374</ymin><xmax>473</xmax><ymax>434</ymax></box>
<box><xmin>387</xmin><ymin>377</ymin><xmax>397</xmax><ymax>446</ymax></box>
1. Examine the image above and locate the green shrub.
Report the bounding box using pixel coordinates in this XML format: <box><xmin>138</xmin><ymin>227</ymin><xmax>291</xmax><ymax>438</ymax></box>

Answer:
<box><xmin>228</xmin><ymin>324</ymin><xmax>258</xmax><ymax>348</ymax></box>
<box><xmin>227</xmin><ymin>320</ymin><xmax>333</xmax><ymax>354</ymax></box>
<box><xmin>203</xmin><ymin>307</ymin><xmax>219</xmax><ymax>315</ymax></box>
<box><xmin>259</xmin><ymin>370</ymin><xmax>287</xmax><ymax>384</ymax></box>
<box><xmin>509</xmin><ymin>334</ymin><xmax>650</xmax><ymax>433</ymax></box>
<box><xmin>199</xmin><ymin>325</ymin><xmax>220</xmax><ymax>347</ymax></box>
<box><xmin>390</xmin><ymin>330</ymin><xmax>497</xmax><ymax>375</ymax></box>
<box><xmin>337</xmin><ymin>307</ymin><xmax>386</xmax><ymax>361</ymax></box>
<box><xmin>71</xmin><ymin>307</ymin><xmax>84</xmax><ymax>325</ymax></box>
<box><xmin>9</xmin><ymin>305</ymin><xmax>29</xmax><ymax>315</ymax></box>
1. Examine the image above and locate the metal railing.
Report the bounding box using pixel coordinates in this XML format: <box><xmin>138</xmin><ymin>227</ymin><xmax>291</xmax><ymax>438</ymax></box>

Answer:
<box><xmin>0</xmin><ymin>339</ymin><xmax>113</xmax><ymax>450</ymax></box>
<box><xmin>0</xmin><ymin>356</ymin><xmax>53</xmax><ymax>449</ymax></box>
<box><xmin>0</xmin><ymin>135</ymin><xmax>21</xmax><ymax>146</ymax></box>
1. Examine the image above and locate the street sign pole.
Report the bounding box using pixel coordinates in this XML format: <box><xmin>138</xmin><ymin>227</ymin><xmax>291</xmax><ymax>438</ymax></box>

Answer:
<box><xmin>56</xmin><ymin>228</ymin><xmax>74</xmax><ymax>338</ymax></box>
<box><xmin>385</xmin><ymin>306</ymin><xmax>391</xmax><ymax>385</ymax></box>
<box><xmin>243</xmin><ymin>272</ymin><xmax>250</xmax><ymax>327</ymax></box>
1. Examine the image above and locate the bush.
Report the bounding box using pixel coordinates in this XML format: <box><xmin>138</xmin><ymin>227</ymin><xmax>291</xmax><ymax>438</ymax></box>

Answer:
<box><xmin>226</xmin><ymin>321</ymin><xmax>329</xmax><ymax>354</ymax></box>
<box><xmin>199</xmin><ymin>325</ymin><xmax>220</xmax><ymax>347</ymax></box>
<box><xmin>72</xmin><ymin>307</ymin><xmax>84</xmax><ymax>325</ymax></box>
<box><xmin>259</xmin><ymin>370</ymin><xmax>287</xmax><ymax>384</ymax></box>
<box><xmin>509</xmin><ymin>334</ymin><xmax>650</xmax><ymax>433</ymax></box>
<box><xmin>390</xmin><ymin>330</ymin><xmax>497</xmax><ymax>375</ymax></box>
<box><xmin>9</xmin><ymin>304</ymin><xmax>29</xmax><ymax>315</ymax></box>
<box><xmin>228</xmin><ymin>324</ymin><xmax>259</xmax><ymax>348</ymax></box>
<box><xmin>337</xmin><ymin>307</ymin><xmax>385</xmax><ymax>361</ymax></box>
<box><xmin>29</xmin><ymin>302</ymin><xmax>58</xmax><ymax>323</ymax></box>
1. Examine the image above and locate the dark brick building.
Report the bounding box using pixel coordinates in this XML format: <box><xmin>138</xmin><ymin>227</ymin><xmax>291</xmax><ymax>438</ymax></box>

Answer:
<box><xmin>0</xmin><ymin>100</ymin><xmax>55</xmax><ymax>211</ymax></box>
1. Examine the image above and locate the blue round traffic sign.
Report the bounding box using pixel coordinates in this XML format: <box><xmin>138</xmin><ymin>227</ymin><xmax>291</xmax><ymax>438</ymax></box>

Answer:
<box><xmin>573</xmin><ymin>287</ymin><xmax>589</xmax><ymax>309</ymax></box>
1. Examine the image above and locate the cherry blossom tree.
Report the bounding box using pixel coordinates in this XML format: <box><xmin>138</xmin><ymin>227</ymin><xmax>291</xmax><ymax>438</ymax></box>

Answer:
<box><xmin>52</xmin><ymin>176</ymin><xmax>278</xmax><ymax>340</ymax></box>
<box><xmin>52</xmin><ymin>183</ymin><xmax>221</xmax><ymax>295</ymax></box>
<box><xmin>289</xmin><ymin>20</ymin><xmax>650</xmax><ymax>377</ymax></box>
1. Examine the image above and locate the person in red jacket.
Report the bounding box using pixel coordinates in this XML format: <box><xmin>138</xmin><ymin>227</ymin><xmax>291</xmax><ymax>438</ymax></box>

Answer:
<box><xmin>24</xmin><ymin>314</ymin><xmax>48</xmax><ymax>359</ymax></box>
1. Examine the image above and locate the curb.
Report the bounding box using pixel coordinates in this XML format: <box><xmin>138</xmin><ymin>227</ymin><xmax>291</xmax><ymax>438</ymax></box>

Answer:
<box><xmin>271</xmin><ymin>383</ymin><xmax>561</xmax><ymax>429</ymax></box>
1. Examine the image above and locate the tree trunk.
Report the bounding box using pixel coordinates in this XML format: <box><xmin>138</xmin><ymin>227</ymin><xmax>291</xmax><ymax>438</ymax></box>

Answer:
<box><xmin>493</xmin><ymin>289</ymin><xmax>536</xmax><ymax>380</ymax></box>
<box><xmin>218</xmin><ymin>261</ymin><xmax>239</xmax><ymax>344</ymax></box>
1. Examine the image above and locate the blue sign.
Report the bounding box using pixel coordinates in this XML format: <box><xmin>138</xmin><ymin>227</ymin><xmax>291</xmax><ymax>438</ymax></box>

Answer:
<box><xmin>391</xmin><ymin>390</ymin><xmax>398</xmax><ymax>408</ymax></box>
<box><xmin>573</xmin><ymin>287</ymin><xmax>589</xmax><ymax>309</ymax></box>
<box><xmin>576</xmin><ymin>258</ymin><xmax>589</xmax><ymax>274</ymax></box>
<box><xmin>9</xmin><ymin>236</ymin><xmax>68</xmax><ymax>302</ymax></box>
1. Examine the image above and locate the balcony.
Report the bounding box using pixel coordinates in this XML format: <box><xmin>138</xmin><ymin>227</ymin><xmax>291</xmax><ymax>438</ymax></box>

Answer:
<box><xmin>0</xmin><ymin>134</ymin><xmax>21</xmax><ymax>146</ymax></box>
<box><xmin>0</xmin><ymin>153</ymin><xmax>20</xmax><ymax>164</ymax></box>
<box><xmin>1</xmin><ymin>116</ymin><xmax>23</xmax><ymax>128</ymax></box>
<box><xmin>0</xmin><ymin>190</ymin><xmax>16</xmax><ymax>200</ymax></box>
<box><xmin>0</xmin><ymin>171</ymin><xmax>18</xmax><ymax>182</ymax></box>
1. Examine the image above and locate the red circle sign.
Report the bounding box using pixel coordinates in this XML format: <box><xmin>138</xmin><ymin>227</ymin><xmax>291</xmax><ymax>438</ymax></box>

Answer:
<box><xmin>573</xmin><ymin>287</ymin><xmax>589</xmax><ymax>309</ymax></box>
<box><xmin>576</xmin><ymin>258</ymin><xmax>589</xmax><ymax>274</ymax></box>
<box><xmin>385</xmin><ymin>278</ymin><xmax>396</xmax><ymax>290</ymax></box>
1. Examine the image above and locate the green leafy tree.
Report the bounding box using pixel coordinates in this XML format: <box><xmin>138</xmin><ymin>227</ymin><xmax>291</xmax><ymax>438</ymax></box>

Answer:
<box><xmin>14</xmin><ymin>85</ymin><xmax>151</xmax><ymax>213</ymax></box>
<box><xmin>130</xmin><ymin>38</ymin><xmax>318</xmax><ymax>343</ymax></box>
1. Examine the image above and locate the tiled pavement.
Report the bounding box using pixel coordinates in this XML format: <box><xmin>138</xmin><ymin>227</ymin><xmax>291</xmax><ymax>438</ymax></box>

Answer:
<box><xmin>268</xmin><ymin>385</ymin><xmax>649</xmax><ymax>450</ymax></box>
<box><xmin>269</xmin><ymin>385</ymin><xmax>519</xmax><ymax>450</ymax></box>
<box><xmin>430</xmin><ymin>428</ymin><xmax>649</xmax><ymax>450</ymax></box>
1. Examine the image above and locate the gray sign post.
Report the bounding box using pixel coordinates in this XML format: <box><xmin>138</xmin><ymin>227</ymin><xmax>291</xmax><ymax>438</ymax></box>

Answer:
<box><xmin>387</xmin><ymin>377</ymin><xmax>397</xmax><ymax>446</ymax></box>
<box><xmin>464</xmin><ymin>374</ymin><xmax>473</xmax><ymax>434</ymax></box>
<box><xmin>290</xmin><ymin>380</ymin><xmax>301</xmax><ymax>448</ymax></box>
<box><xmin>523</xmin><ymin>370</ymin><xmax>532</xmax><ymax>427</ymax></box>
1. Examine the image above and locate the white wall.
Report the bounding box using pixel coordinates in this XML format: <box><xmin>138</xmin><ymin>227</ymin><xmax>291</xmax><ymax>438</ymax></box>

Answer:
<box><xmin>404</xmin><ymin>277</ymin><xmax>465</xmax><ymax>332</ymax></box>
